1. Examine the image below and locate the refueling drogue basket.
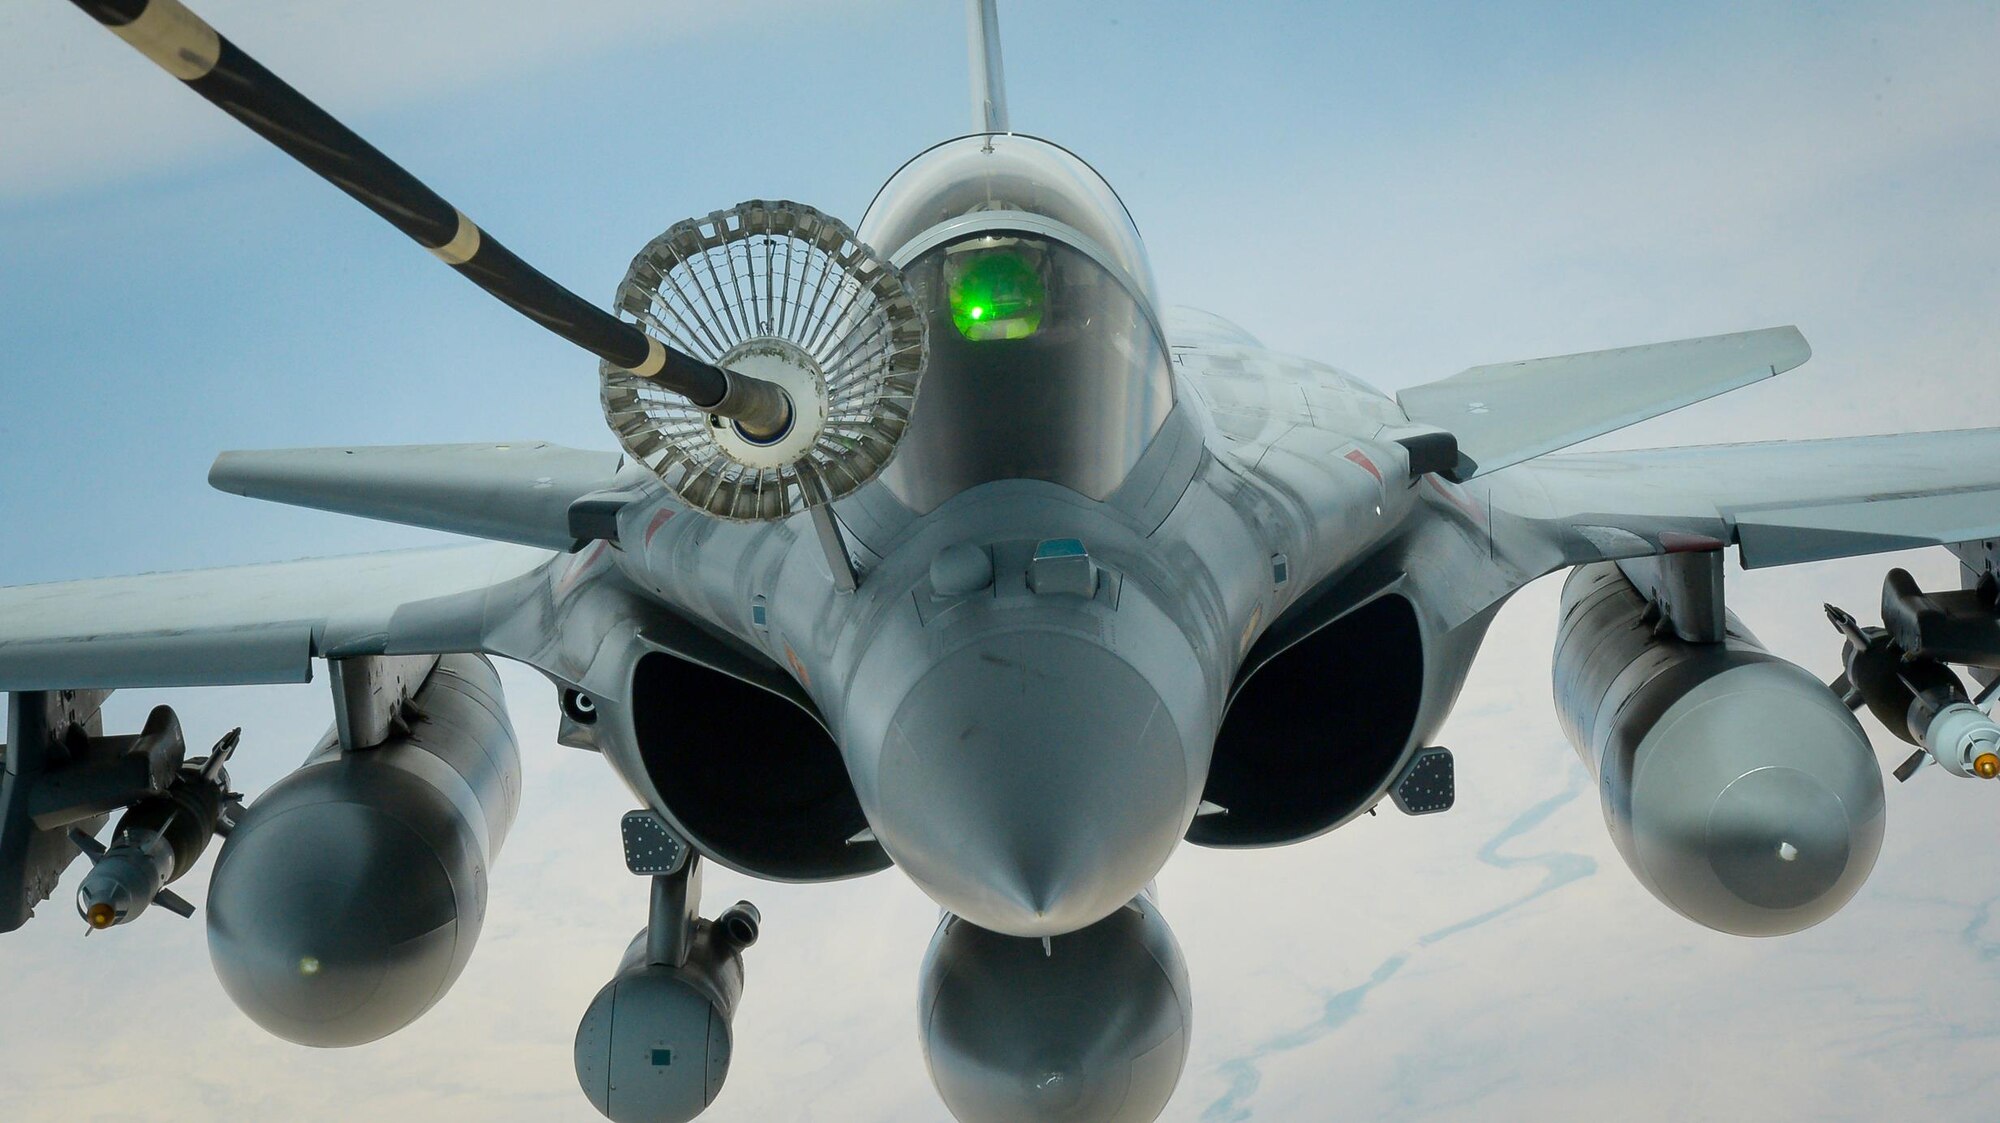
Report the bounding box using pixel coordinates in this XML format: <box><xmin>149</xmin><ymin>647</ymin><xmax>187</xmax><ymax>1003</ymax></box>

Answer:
<box><xmin>600</xmin><ymin>200</ymin><xmax>927</xmax><ymax>521</ymax></box>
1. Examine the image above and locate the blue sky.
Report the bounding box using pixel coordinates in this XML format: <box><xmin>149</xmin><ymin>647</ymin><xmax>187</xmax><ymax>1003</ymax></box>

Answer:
<box><xmin>3</xmin><ymin>1</ymin><xmax>1999</xmax><ymax>1120</ymax></box>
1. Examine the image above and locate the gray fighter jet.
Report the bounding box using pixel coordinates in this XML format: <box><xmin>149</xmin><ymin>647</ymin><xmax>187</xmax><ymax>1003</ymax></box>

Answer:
<box><xmin>8</xmin><ymin>2</ymin><xmax>2000</xmax><ymax>1121</ymax></box>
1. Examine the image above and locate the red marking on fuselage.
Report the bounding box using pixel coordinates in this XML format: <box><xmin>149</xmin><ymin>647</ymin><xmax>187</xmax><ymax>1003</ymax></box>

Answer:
<box><xmin>554</xmin><ymin>541</ymin><xmax>610</xmax><ymax>600</ymax></box>
<box><xmin>1423</xmin><ymin>475</ymin><xmax>1488</xmax><ymax>526</ymax></box>
<box><xmin>644</xmin><ymin>508</ymin><xmax>675</xmax><ymax>547</ymax></box>
<box><xmin>1659</xmin><ymin>531</ymin><xmax>1727</xmax><ymax>553</ymax></box>
<box><xmin>1343</xmin><ymin>448</ymin><xmax>1383</xmax><ymax>484</ymax></box>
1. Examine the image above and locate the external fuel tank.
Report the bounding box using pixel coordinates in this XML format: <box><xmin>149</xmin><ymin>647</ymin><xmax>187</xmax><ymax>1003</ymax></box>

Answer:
<box><xmin>205</xmin><ymin>654</ymin><xmax>520</xmax><ymax>1046</ymax></box>
<box><xmin>919</xmin><ymin>891</ymin><xmax>1192</xmax><ymax>1123</ymax></box>
<box><xmin>1554</xmin><ymin>563</ymin><xmax>1884</xmax><ymax>936</ymax></box>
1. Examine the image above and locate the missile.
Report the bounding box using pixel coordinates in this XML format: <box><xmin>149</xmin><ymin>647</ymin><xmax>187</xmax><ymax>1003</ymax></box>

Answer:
<box><xmin>1823</xmin><ymin>602</ymin><xmax>2000</xmax><ymax>782</ymax></box>
<box><xmin>72</xmin><ymin>728</ymin><xmax>239</xmax><ymax>931</ymax></box>
<box><xmin>72</xmin><ymin>827</ymin><xmax>192</xmax><ymax>929</ymax></box>
<box><xmin>1916</xmin><ymin>702</ymin><xmax>2000</xmax><ymax>780</ymax></box>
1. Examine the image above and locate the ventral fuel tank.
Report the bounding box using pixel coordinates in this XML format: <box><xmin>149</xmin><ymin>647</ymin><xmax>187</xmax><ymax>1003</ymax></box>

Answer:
<box><xmin>919</xmin><ymin>891</ymin><xmax>1192</xmax><ymax>1123</ymax></box>
<box><xmin>206</xmin><ymin>654</ymin><xmax>520</xmax><ymax>1046</ymax></box>
<box><xmin>1555</xmin><ymin>563</ymin><xmax>1884</xmax><ymax>936</ymax></box>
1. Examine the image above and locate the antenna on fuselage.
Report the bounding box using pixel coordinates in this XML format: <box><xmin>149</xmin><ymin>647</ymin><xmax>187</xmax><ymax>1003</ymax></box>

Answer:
<box><xmin>968</xmin><ymin>0</ymin><xmax>1011</xmax><ymax>134</ymax></box>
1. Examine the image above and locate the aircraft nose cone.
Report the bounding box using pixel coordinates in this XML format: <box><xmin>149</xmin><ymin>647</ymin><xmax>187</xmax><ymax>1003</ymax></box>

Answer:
<box><xmin>872</xmin><ymin>630</ymin><xmax>1189</xmax><ymax>937</ymax></box>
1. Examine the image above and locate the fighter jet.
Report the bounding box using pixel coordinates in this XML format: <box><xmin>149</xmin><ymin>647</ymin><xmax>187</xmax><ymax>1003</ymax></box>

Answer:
<box><xmin>6</xmin><ymin>2</ymin><xmax>2000</xmax><ymax>1121</ymax></box>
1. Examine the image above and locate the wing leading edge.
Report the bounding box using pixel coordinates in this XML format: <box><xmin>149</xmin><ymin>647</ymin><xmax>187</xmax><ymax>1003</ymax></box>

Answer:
<box><xmin>1399</xmin><ymin>326</ymin><xmax>1809</xmax><ymax>480</ymax></box>
<box><xmin>208</xmin><ymin>442</ymin><xmax>626</xmax><ymax>550</ymax></box>
<box><xmin>0</xmin><ymin>543</ymin><xmax>552</xmax><ymax>691</ymax></box>
<box><xmin>1498</xmin><ymin>428</ymin><xmax>2000</xmax><ymax>569</ymax></box>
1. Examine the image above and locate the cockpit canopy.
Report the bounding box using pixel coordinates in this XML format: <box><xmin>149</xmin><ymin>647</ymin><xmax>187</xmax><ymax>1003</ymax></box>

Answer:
<box><xmin>858</xmin><ymin>136</ymin><xmax>1174</xmax><ymax>513</ymax></box>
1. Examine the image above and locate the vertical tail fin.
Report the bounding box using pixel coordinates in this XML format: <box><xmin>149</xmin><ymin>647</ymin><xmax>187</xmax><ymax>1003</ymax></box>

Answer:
<box><xmin>967</xmin><ymin>0</ymin><xmax>1010</xmax><ymax>133</ymax></box>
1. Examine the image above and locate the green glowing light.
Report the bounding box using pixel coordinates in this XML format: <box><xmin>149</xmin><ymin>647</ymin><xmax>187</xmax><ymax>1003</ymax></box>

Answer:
<box><xmin>947</xmin><ymin>250</ymin><xmax>1044</xmax><ymax>341</ymax></box>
